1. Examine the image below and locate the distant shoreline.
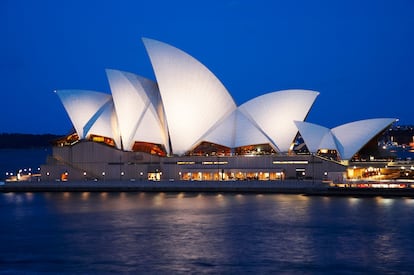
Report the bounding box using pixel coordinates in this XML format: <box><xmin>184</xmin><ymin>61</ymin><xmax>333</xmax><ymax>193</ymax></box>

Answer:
<box><xmin>2</xmin><ymin>180</ymin><xmax>414</xmax><ymax>197</ymax></box>
<box><xmin>0</xmin><ymin>133</ymin><xmax>62</xmax><ymax>149</ymax></box>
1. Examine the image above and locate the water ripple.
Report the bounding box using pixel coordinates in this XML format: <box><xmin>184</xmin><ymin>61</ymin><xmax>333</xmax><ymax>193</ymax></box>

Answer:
<box><xmin>1</xmin><ymin>193</ymin><xmax>414</xmax><ymax>273</ymax></box>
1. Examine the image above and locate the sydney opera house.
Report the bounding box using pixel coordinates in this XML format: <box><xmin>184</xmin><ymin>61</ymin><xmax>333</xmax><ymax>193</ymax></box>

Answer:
<box><xmin>41</xmin><ymin>38</ymin><xmax>396</xmax><ymax>182</ymax></box>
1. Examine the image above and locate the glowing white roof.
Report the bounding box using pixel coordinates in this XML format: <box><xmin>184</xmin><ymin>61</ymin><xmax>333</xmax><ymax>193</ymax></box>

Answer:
<box><xmin>233</xmin><ymin>110</ymin><xmax>274</xmax><ymax>148</ymax></box>
<box><xmin>55</xmin><ymin>90</ymin><xmax>113</xmax><ymax>139</ymax></box>
<box><xmin>296</xmin><ymin>118</ymin><xmax>396</xmax><ymax>160</ymax></box>
<box><xmin>56</xmin><ymin>38</ymin><xmax>397</xmax><ymax>159</ymax></box>
<box><xmin>143</xmin><ymin>38</ymin><xmax>237</xmax><ymax>155</ymax></box>
<box><xmin>106</xmin><ymin>69</ymin><xmax>167</xmax><ymax>151</ymax></box>
<box><xmin>332</xmin><ymin>118</ymin><xmax>396</xmax><ymax>160</ymax></box>
<box><xmin>201</xmin><ymin>109</ymin><xmax>272</xmax><ymax>149</ymax></box>
<box><xmin>239</xmin><ymin>90</ymin><xmax>319</xmax><ymax>152</ymax></box>
<box><xmin>87</xmin><ymin>100</ymin><xmax>121</xmax><ymax>149</ymax></box>
<box><xmin>294</xmin><ymin>121</ymin><xmax>337</xmax><ymax>153</ymax></box>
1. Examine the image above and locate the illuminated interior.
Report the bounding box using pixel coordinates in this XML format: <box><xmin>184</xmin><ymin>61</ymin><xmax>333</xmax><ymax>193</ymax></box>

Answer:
<box><xmin>56</xmin><ymin>132</ymin><xmax>79</xmax><ymax>146</ymax></box>
<box><xmin>147</xmin><ymin>171</ymin><xmax>162</xmax><ymax>181</ymax></box>
<box><xmin>88</xmin><ymin>134</ymin><xmax>116</xmax><ymax>147</ymax></box>
<box><xmin>235</xmin><ymin>144</ymin><xmax>276</xmax><ymax>155</ymax></box>
<box><xmin>346</xmin><ymin>166</ymin><xmax>410</xmax><ymax>181</ymax></box>
<box><xmin>317</xmin><ymin>149</ymin><xmax>339</xmax><ymax>161</ymax></box>
<box><xmin>186</xmin><ymin>141</ymin><xmax>231</xmax><ymax>156</ymax></box>
<box><xmin>180</xmin><ymin>171</ymin><xmax>285</xmax><ymax>181</ymax></box>
<box><xmin>132</xmin><ymin>141</ymin><xmax>167</xmax><ymax>156</ymax></box>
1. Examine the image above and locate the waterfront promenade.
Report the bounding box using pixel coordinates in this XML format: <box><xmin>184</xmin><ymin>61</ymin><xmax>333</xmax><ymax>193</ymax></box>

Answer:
<box><xmin>2</xmin><ymin>180</ymin><xmax>414</xmax><ymax>197</ymax></box>
<box><xmin>0</xmin><ymin>180</ymin><xmax>323</xmax><ymax>193</ymax></box>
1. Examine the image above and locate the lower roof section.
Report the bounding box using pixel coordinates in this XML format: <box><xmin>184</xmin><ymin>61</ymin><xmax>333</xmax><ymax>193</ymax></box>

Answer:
<box><xmin>295</xmin><ymin>118</ymin><xmax>397</xmax><ymax>161</ymax></box>
<box><xmin>239</xmin><ymin>90</ymin><xmax>320</xmax><ymax>152</ymax></box>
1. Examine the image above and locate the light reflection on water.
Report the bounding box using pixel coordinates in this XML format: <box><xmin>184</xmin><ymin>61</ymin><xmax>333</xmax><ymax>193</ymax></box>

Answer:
<box><xmin>1</xmin><ymin>192</ymin><xmax>414</xmax><ymax>273</ymax></box>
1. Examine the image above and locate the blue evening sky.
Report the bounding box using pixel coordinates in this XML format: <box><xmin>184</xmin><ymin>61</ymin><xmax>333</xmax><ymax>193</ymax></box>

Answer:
<box><xmin>1</xmin><ymin>0</ymin><xmax>413</xmax><ymax>134</ymax></box>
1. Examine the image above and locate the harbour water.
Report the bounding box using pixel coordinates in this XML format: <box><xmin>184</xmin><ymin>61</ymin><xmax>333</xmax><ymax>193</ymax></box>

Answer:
<box><xmin>1</xmin><ymin>192</ymin><xmax>414</xmax><ymax>274</ymax></box>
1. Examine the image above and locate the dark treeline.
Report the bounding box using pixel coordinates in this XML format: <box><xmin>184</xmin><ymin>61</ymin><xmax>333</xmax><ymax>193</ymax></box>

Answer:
<box><xmin>0</xmin><ymin>133</ymin><xmax>63</xmax><ymax>149</ymax></box>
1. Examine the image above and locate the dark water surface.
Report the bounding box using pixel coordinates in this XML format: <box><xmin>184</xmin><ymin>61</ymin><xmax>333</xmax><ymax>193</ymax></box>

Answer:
<box><xmin>1</xmin><ymin>192</ymin><xmax>413</xmax><ymax>274</ymax></box>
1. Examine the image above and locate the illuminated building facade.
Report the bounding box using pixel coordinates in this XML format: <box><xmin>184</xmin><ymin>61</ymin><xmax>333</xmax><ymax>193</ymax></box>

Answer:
<box><xmin>41</xmin><ymin>38</ymin><xmax>396</xmax><ymax>182</ymax></box>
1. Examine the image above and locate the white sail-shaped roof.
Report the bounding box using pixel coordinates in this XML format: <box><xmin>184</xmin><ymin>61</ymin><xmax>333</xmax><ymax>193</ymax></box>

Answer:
<box><xmin>233</xmin><ymin>109</ymin><xmax>274</xmax><ymax>148</ymax></box>
<box><xmin>106</xmin><ymin>69</ymin><xmax>168</xmax><ymax>151</ymax></box>
<box><xmin>55</xmin><ymin>90</ymin><xmax>113</xmax><ymax>139</ymax></box>
<box><xmin>332</xmin><ymin>118</ymin><xmax>396</xmax><ymax>160</ymax></box>
<box><xmin>87</xmin><ymin>100</ymin><xmax>121</xmax><ymax>149</ymax></box>
<box><xmin>199</xmin><ymin>110</ymin><xmax>237</xmax><ymax>148</ymax></box>
<box><xmin>142</xmin><ymin>38</ymin><xmax>237</xmax><ymax>155</ymax></box>
<box><xmin>294</xmin><ymin>121</ymin><xmax>337</xmax><ymax>153</ymax></box>
<box><xmin>56</xmin><ymin>38</ymin><xmax>397</xmax><ymax>160</ymax></box>
<box><xmin>296</xmin><ymin>118</ymin><xmax>396</xmax><ymax>160</ymax></box>
<box><xmin>239</xmin><ymin>90</ymin><xmax>319</xmax><ymax>152</ymax></box>
<box><xmin>201</xmin><ymin>109</ymin><xmax>272</xmax><ymax>149</ymax></box>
